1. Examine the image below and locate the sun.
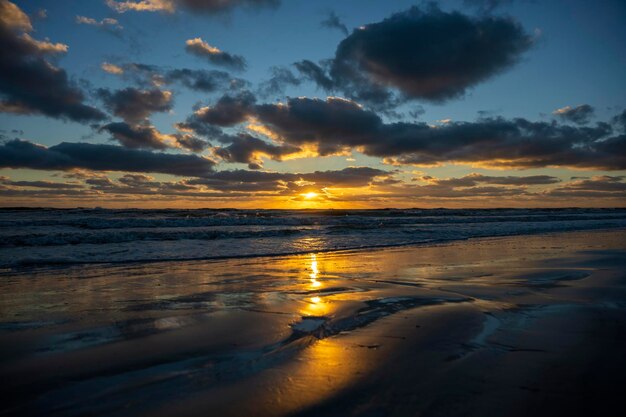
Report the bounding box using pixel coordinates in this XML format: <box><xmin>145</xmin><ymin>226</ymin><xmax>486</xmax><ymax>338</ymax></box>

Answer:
<box><xmin>302</xmin><ymin>192</ymin><xmax>318</xmax><ymax>199</ymax></box>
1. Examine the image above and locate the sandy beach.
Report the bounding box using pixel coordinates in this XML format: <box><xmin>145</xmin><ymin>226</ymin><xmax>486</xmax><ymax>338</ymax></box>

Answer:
<box><xmin>1</xmin><ymin>228</ymin><xmax>625</xmax><ymax>417</ymax></box>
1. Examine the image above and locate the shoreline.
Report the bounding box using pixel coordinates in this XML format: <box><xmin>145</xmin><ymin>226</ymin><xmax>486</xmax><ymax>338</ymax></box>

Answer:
<box><xmin>5</xmin><ymin>225</ymin><xmax>626</xmax><ymax>272</ymax></box>
<box><xmin>1</xmin><ymin>229</ymin><xmax>625</xmax><ymax>416</ymax></box>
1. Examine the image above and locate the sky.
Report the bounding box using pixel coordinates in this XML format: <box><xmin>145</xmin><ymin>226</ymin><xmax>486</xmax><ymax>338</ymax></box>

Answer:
<box><xmin>0</xmin><ymin>0</ymin><xmax>624</xmax><ymax>208</ymax></box>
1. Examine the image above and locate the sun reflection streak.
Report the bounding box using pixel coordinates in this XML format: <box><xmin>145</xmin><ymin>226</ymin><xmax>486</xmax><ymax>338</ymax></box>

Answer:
<box><xmin>309</xmin><ymin>254</ymin><xmax>321</xmax><ymax>288</ymax></box>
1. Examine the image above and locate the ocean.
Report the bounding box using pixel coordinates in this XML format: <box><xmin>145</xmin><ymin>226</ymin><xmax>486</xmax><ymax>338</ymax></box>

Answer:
<box><xmin>2</xmin><ymin>207</ymin><xmax>625</xmax><ymax>269</ymax></box>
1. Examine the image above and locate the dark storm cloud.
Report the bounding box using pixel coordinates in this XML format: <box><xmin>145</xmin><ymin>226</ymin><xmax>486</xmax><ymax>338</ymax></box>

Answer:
<box><xmin>185</xmin><ymin>38</ymin><xmax>247</xmax><ymax>71</ymax></box>
<box><xmin>0</xmin><ymin>1</ymin><xmax>106</xmax><ymax>122</ymax></box>
<box><xmin>331</xmin><ymin>5</ymin><xmax>533</xmax><ymax>102</ymax></box>
<box><xmin>0</xmin><ymin>139</ymin><xmax>215</xmax><ymax>176</ymax></box>
<box><xmin>321</xmin><ymin>11</ymin><xmax>348</xmax><ymax>36</ymax></box>
<box><xmin>212</xmin><ymin>133</ymin><xmax>300</xmax><ymax>169</ymax></box>
<box><xmin>289</xmin><ymin>5</ymin><xmax>533</xmax><ymax>107</ymax></box>
<box><xmin>101</xmin><ymin>122</ymin><xmax>169</xmax><ymax>150</ymax></box>
<box><xmin>96</xmin><ymin>87</ymin><xmax>173</xmax><ymax>123</ymax></box>
<box><xmin>107</xmin><ymin>0</ymin><xmax>280</xmax><ymax>15</ymax></box>
<box><xmin>182</xmin><ymin>95</ymin><xmax>626</xmax><ymax>170</ymax></box>
<box><xmin>553</xmin><ymin>104</ymin><xmax>595</xmax><ymax>125</ymax></box>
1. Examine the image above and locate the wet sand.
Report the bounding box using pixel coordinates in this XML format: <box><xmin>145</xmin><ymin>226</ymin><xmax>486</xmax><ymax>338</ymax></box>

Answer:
<box><xmin>1</xmin><ymin>229</ymin><xmax>625</xmax><ymax>416</ymax></box>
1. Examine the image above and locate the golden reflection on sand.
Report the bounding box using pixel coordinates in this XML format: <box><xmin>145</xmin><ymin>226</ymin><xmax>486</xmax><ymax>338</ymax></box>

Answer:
<box><xmin>302</xmin><ymin>295</ymin><xmax>330</xmax><ymax>316</ymax></box>
<box><xmin>309</xmin><ymin>254</ymin><xmax>321</xmax><ymax>288</ymax></box>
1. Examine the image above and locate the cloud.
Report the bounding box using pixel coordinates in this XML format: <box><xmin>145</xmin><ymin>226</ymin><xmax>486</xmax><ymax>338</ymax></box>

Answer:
<box><xmin>546</xmin><ymin>176</ymin><xmax>626</xmax><ymax>198</ymax></box>
<box><xmin>18</xmin><ymin>33</ymin><xmax>68</xmax><ymax>54</ymax></box>
<box><xmin>611</xmin><ymin>109</ymin><xmax>626</xmax><ymax>132</ymax></box>
<box><xmin>187</xmin><ymin>90</ymin><xmax>256</xmax><ymax>127</ymax></box>
<box><xmin>106</xmin><ymin>0</ymin><xmax>175</xmax><ymax>13</ymax></box>
<box><xmin>181</xmin><ymin>94</ymin><xmax>626</xmax><ymax>170</ymax></box>
<box><xmin>2</xmin><ymin>167</ymin><xmax>387</xmax><ymax>201</ymax></box>
<box><xmin>165</xmin><ymin>68</ymin><xmax>247</xmax><ymax>92</ymax></box>
<box><xmin>0</xmin><ymin>139</ymin><xmax>215</xmax><ymax>176</ymax></box>
<box><xmin>0</xmin><ymin>0</ymin><xmax>31</xmax><ymax>31</ymax></box>
<box><xmin>76</xmin><ymin>15</ymin><xmax>123</xmax><ymax>33</ymax></box>
<box><xmin>172</xmin><ymin>133</ymin><xmax>209</xmax><ymax>152</ymax></box>
<box><xmin>321</xmin><ymin>11</ymin><xmax>348</xmax><ymax>36</ymax></box>
<box><xmin>102</xmin><ymin>121</ymin><xmax>209</xmax><ymax>152</ymax></box>
<box><xmin>291</xmin><ymin>5</ymin><xmax>533</xmax><ymax>107</ymax></box>
<box><xmin>259</xmin><ymin>98</ymin><xmax>626</xmax><ymax>170</ymax></box>
<box><xmin>106</xmin><ymin>0</ymin><xmax>279</xmax><ymax>15</ymax></box>
<box><xmin>294</xmin><ymin>60</ymin><xmax>335</xmax><ymax>91</ymax></box>
<box><xmin>101</xmin><ymin>62</ymin><xmax>124</xmax><ymax>75</ymax></box>
<box><xmin>188</xmin><ymin>166</ymin><xmax>390</xmax><ymax>192</ymax></box>
<box><xmin>553</xmin><ymin>104</ymin><xmax>595</xmax><ymax>125</ymax></box>
<box><xmin>104</xmin><ymin>62</ymin><xmax>248</xmax><ymax>93</ymax></box>
<box><xmin>101</xmin><ymin>122</ymin><xmax>171</xmax><ymax>150</ymax></box>
<box><xmin>254</xmin><ymin>96</ymin><xmax>380</xmax><ymax>155</ymax></box>
<box><xmin>0</xmin><ymin>1</ymin><xmax>106</xmax><ymax>122</ymax></box>
<box><xmin>0</xmin><ymin>177</ymin><xmax>84</xmax><ymax>189</ymax></box>
<box><xmin>96</xmin><ymin>87</ymin><xmax>173</xmax><ymax>123</ymax></box>
<box><xmin>185</xmin><ymin>37</ymin><xmax>246</xmax><ymax>71</ymax></box>
<box><xmin>421</xmin><ymin>173</ymin><xmax>561</xmax><ymax>187</ymax></box>
<box><xmin>258</xmin><ymin>66</ymin><xmax>301</xmax><ymax>97</ymax></box>
<box><xmin>212</xmin><ymin>133</ymin><xmax>301</xmax><ymax>169</ymax></box>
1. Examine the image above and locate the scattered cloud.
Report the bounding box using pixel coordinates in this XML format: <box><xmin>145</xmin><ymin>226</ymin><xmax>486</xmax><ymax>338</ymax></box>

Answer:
<box><xmin>106</xmin><ymin>0</ymin><xmax>175</xmax><ymax>13</ymax></box>
<box><xmin>101</xmin><ymin>122</ymin><xmax>172</xmax><ymax>150</ymax></box>
<box><xmin>212</xmin><ymin>133</ymin><xmax>301</xmax><ymax>169</ymax></box>
<box><xmin>101</xmin><ymin>62</ymin><xmax>124</xmax><ymax>75</ymax></box>
<box><xmin>419</xmin><ymin>173</ymin><xmax>561</xmax><ymax>187</ymax></box>
<box><xmin>258</xmin><ymin>66</ymin><xmax>301</xmax><ymax>97</ymax></box>
<box><xmin>107</xmin><ymin>0</ymin><xmax>279</xmax><ymax>15</ymax></box>
<box><xmin>101</xmin><ymin>121</ymin><xmax>209</xmax><ymax>152</ymax></box>
<box><xmin>185</xmin><ymin>37</ymin><xmax>246</xmax><ymax>71</ymax></box>
<box><xmin>103</xmin><ymin>62</ymin><xmax>248</xmax><ymax>93</ymax></box>
<box><xmin>185</xmin><ymin>91</ymin><xmax>256</xmax><ymax>127</ymax></box>
<box><xmin>553</xmin><ymin>104</ymin><xmax>595</xmax><ymax>125</ymax></box>
<box><xmin>76</xmin><ymin>15</ymin><xmax>123</xmax><ymax>33</ymax></box>
<box><xmin>96</xmin><ymin>87</ymin><xmax>173</xmax><ymax>123</ymax></box>
<box><xmin>321</xmin><ymin>11</ymin><xmax>348</xmax><ymax>36</ymax></box>
<box><xmin>546</xmin><ymin>176</ymin><xmax>626</xmax><ymax>198</ymax></box>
